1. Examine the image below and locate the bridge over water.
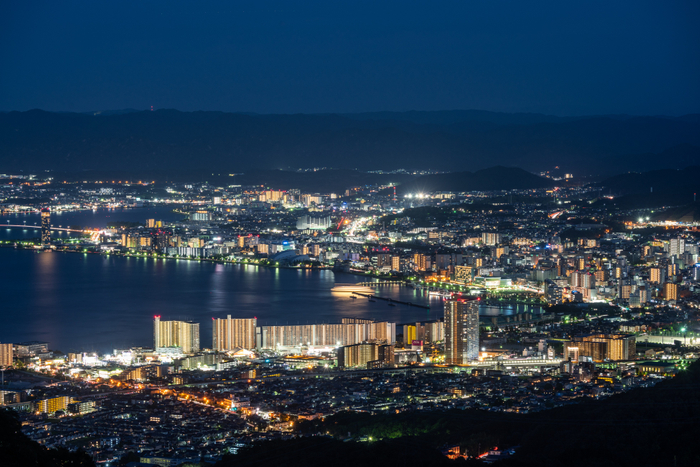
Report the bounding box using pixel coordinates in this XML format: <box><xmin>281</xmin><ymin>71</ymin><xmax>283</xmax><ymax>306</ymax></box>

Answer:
<box><xmin>3</xmin><ymin>224</ymin><xmax>85</xmax><ymax>233</ymax></box>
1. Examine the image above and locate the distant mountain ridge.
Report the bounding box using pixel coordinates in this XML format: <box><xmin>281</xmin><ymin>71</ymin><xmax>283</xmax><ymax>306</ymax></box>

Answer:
<box><xmin>599</xmin><ymin>165</ymin><xmax>700</xmax><ymax>195</ymax></box>
<box><xmin>397</xmin><ymin>166</ymin><xmax>555</xmax><ymax>194</ymax></box>
<box><xmin>0</xmin><ymin>109</ymin><xmax>698</xmax><ymax>175</ymax></box>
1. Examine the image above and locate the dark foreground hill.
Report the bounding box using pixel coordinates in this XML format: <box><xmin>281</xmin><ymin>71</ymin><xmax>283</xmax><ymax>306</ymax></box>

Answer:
<box><xmin>217</xmin><ymin>361</ymin><xmax>700</xmax><ymax>467</ymax></box>
<box><xmin>0</xmin><ymin>408</ymin><xmax>94</xmax><ymax>467</ymax></box>
<box><xmin>1</xmin><ymin>109</ymin><xmax>699</xmax><ymax>176</ymax></box>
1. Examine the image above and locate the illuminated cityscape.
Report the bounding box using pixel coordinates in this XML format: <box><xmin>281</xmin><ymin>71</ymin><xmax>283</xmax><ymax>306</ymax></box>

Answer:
<box><xmin>2</xmin><ymin>168</ymin><xmax>700</xmax><ymax>465</ymax></box>
<box><xmin>2</xmin><ymin>2</ymin><xmax>699</xmax><ymax>467</ymax></box>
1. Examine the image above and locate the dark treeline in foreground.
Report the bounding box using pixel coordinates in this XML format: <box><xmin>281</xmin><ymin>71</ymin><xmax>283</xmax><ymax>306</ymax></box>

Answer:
<box><xmin>0</xmin><ymin>408</ymin><xmax>93</xmax><ymax>467</ymax></box>
<box><xmin>217</xmin><ymin>360</ymin><xmax>700</xmax><ymax>467</ymax></box>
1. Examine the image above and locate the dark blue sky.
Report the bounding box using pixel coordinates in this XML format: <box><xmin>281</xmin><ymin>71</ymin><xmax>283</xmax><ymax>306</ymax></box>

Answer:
<box><xmin>1</xmin><ymin>1</ymin><xmax>698</xmax><ymax>115</ymax></box>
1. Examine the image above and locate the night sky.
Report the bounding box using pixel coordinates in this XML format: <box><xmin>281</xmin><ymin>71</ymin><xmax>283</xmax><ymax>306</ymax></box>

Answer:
<box><xmin>1</xmin><ymin>1</ymin><xmax>698</xmax><ymax>115</ymax></box>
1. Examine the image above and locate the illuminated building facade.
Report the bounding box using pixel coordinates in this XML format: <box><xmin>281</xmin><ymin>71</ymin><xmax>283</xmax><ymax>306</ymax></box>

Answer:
<box><xmin>664</xmin><ymin>282</ymin><xmax>678</xmax><ymax>301</ymax></box>
<box><xmin>41</xmin><ymin>208</ymin><xmax>51</xmax><ymax>245</ymax></box>
<box><xmin>15</xmin><ymin>341</ymin><xmax>48</xmax><ymax>357</ymax></box>
<box><xmin>296</xmin><ymin>215</ymin><xmax>331</xmax><ymax>230</ymax></box>
<box><xmin>412</xmin><ymin>253</ymin><xmax>431</xmax><ymax>271</ymax></box>
<box><xmin>0</xmin><ymin>343</ymin><xmax>13</xmax><ymax>367</ymax></box>
<box><xmin>256</xmin><ymin>319</ymin><xmax>395</xmax><ymax>350</ymax></box>
<box><xmin>337</xmin><ymin>343</ymin><xmax>379</xmax><ymax>369</ymax></box>
<box><xmin>563</xmin><ymin>334</ymin><xmax>636</xmax><ymax>362</ymax></box>
<box><xmin>37</xmin><ymin>396</ymin><xmax>74</xmax><ymax>415</ymax></box>
<box><xmin>669</xmin><ymin>238</ymin><xmax>685</xmax><ymax>257</ymax></box>
<box><xmin>403</xmin><ymin>320</ymin><xmax>444</xmax><ymax>345</ymax></box>
<box><xmin>153</xmin><ymin>316</ymin><xmax>200</xmax><ymax>354</ymax></box>
<box><xmin>444</xmin><ymin>298</ymin><xmax>479</xmax><ymax>364</ymax></box>
<box><xmin>213</xmin><ymin>315</ymin><xmax>257</xmax><ymax>351</ymax></box>
<box><xmin>454</xmin><ymin>265</ymin><xmax>474</xmax><ymax>284</ymax></box>
<box><xmin>482</xmin><ymin>232</ymin><xmax>501</xmax><ymax>246</ymax></box>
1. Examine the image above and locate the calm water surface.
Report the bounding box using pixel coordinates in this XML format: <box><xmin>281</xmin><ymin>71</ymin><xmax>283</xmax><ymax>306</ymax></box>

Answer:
<box><xmin>0</xmin><ymin>209</ymin><xmax>542</xmax><ymax>353</ymax></box>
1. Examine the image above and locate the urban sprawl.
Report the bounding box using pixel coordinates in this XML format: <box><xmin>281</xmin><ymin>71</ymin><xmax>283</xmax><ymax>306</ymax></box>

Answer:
<box><xmin>1</xmin><ymin>172</ymin><xmax>699</xmax><ymax>464</ymax></box>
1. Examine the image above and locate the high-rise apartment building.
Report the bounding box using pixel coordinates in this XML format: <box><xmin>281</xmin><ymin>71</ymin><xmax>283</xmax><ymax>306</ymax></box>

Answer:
<box><xmin>37</xmin><ymin>396</ymin><xmax>74</xmax><ymax>415</ymax></box>
<box><xmin>256</xmin><ymin>320</ymin><xmax>396</xmax><ymax>350</ymax></box>
<box><xmin>403</xmin><ymin>324</ymin><xmax>416</xmax><ymax>345</ymax></box>
<box><xmin>41</xmin><ymin>208</ymin><xmax>51</xmax><ymax>245</ymax></box>
<box><xmin>482</xmin><ymin>232</ymin><xmax>501</xmax><ymax>246</ymax></box>
<box><xmin>337</xmin><ymin>343</ymin><xmax>379</xmax><ymax>369</ymax></box>
<box><xmin>664</xmin><ymin>282</ymin><xmax>678</xmax><ymax>301</ymax></box>
<box><xmin>564</xmin><ymin>334</ymin><xmax>636</xmax><ymax>362</ymax></box>
<box><xmin>14</xmin><ymin>341</ymin><xmax>48</xmax><ymax>357</ymax></box>
<box><xmin>669</xmin><ymin>238</ymin><xmax>685</xmax><ymax>258</ymax></box>
<box><xmin>263</xmin><ymin>190</ymin><xmax>284</xmax><ymax>202</ymax></box>
<box><xmin>570</xmin><ymin>271</ymin><xmax>595</xmax><ymax>289</ymax></box>
<box><xmin>667</xmin><ymin>263</ymin><xmax>679</xmax><ymax>278</ymax></box>
<box><xmin>213</xmin><ymin>316</ymin><xmax>257</xmax><ymax>351</ymax></box>
<box><xmin>376</xmin><ymin>253</ymin><xmax>392</xmax><ymax>269</ymax></box>
<box><xmin>153</xmin><ymin>316</ymin><xmax>200</xmax><ymax>354</ymax></box>
<box><xmin>296</xmin><ymin>215</ymin><xmax>331</xmax><ymax>230</ymax></box>
<box><xmin>0</xmin><ymin>343</ymin><xmax>13</xmax><ymax>367</ymax></box>
<box><xmin>413</xmin><ymin>253</ymin><xmax>430</xmax><ymax>271</ymax></box>
<box><xmin>444</xmin><ymin>299</ymin><xmax>479</xmax><ymax>364</ymax></box>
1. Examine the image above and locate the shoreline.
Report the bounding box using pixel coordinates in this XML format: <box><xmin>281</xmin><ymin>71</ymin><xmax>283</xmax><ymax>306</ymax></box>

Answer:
<box><xmin>2</xmin><ymin>242</ymin><xmax>547</xmax><ymax>309</ymax></box>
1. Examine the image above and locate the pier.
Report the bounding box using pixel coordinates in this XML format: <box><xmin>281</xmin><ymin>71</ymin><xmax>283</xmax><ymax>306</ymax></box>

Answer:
<box><xmin>354</xmin><ymin>280</ymin><xmax>404</xmax><ymax>286</ymax></box>
<box><xmin>351</xmin><ymin>291</ymin><xmax>430</xmax><ymax>309</ymax></box>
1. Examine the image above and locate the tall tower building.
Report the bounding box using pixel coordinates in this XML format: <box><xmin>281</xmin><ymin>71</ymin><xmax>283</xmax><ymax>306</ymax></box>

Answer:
<box><xmin>649</xmin><ymin>267</ymin><xmax>663</xmax><ymax>284</ymax></box>
<box><xmin>669</xmin><ymin>238</ymin><xmax>685</xmax><ymax>258</ymax></box>
<box><xmin>444</xmin><ymin>298</ymin><xmax>480</xmax><ymax>364</ymax></box>
<box><xmin>212</xmin><ymin>315</ymin><xmax>257</xmax><ymax>351</ymax></box>
<box><xmin>41</xmin><ymin>208</ymin><xmax>51</xmax><ymax>245</ymax></box>
<box><xmin>153</xmin><ymin>316</ymin><xmax>200</xmax><ymax>354</ymax></box>
<box><xmin>0</xmin><ymin>343</ymin><xmax>13</xmax><ymax>367</ymax></box>
<box><xmin>664</xmin><ymin>282</ymin><xmax>678</xmax><ymax>302</ymax></box>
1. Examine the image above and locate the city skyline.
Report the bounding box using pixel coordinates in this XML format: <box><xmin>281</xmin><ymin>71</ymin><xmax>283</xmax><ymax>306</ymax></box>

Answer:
<box><xmin>2</xmin><ymin>1</ymin><xmax>699</xmax><ymax>466</ymax></box>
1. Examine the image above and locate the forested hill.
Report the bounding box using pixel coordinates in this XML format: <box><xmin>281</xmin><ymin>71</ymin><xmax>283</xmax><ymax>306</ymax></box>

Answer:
<box><xmin>1</xmin><ymin>109</ymin><xmax>698</xmax><ymax>175</ymax></box>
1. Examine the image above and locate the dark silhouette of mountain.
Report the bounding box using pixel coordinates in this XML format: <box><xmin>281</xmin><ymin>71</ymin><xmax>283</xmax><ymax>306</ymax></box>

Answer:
<box><xmin>599</xmin><ymin>144</ymin><xmax>700</xmax><ymax>176</ymax></box>
<box><xmin>397</xmin><ymin>166</ymin><xmax>555</xmax><ymax>194</ymax></box>
<box><xmin>51</xmin><ymin>169</ymin><xmax>415</xmax><ymax>193</ymax></box>
<box><xmin>593</xmin><ymin>166</ymin><xmax>700</xmax><ymax>209</ymax></box>
<box><xmin>599</xmin><ymin>165</ymin><xmax>700</xmax><ymax>195</ymax></box>
<box><xmin>81</xmin><ymin>108</ymin><xmax>142</xmax><ymax>116</ymax></box>
<box><xmin>1</xmin><ymin>109</ymin><xmax>698</xmax><ymax>175</ymax></box>
<box><xmin>220</xmin><ymin>169</ymin><xmax>416</xmax><ymax>193</ymax></box>
<box><xmin>651</xmin><ymin>202</ymin><xmax>700</xmax><ymax>222</ymax></box>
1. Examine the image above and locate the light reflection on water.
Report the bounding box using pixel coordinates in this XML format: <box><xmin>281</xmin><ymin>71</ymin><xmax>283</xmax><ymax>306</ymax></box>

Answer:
<box><xmin>1</xmin><ymin>248</ymin><xmax>543</xmax><ymax>353</ymax></box>
<box><xmin>0</xmin><ymin>210</ymin><xmax>543</xmax><ymax>352</ymax></box>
